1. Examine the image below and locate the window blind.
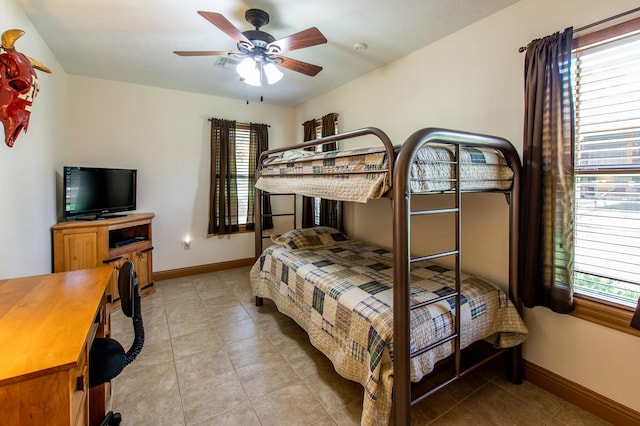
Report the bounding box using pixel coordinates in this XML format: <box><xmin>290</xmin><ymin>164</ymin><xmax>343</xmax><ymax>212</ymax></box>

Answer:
<box><xmin>236</xmin><ymin>124</ymin><xmax>250</xmax><ymax>225</ymax></box>
<box><xmin>573</xmin><ymin>31</ymin><xmax>640</xmax><ymax>306</ymax></box>
<box><xmin>311</xmin><ymin>119</ymin><xmax>338</xmax><ymax>226</ymax></box>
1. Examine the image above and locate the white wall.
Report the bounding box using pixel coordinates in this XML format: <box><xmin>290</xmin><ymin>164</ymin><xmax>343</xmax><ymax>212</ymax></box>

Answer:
<box><xmin>296</xmin><ymin>0</ymin><xmax>640</xmax><ymax>412</ymax></box>
<box><xmin>65</xmin><ymin>76</ymin><xmax>296</xmax><ymax>271</ymax></box>
<box><xmin>0</xmin><ymin>1</ymin><xmax>296</xmax><ymax>277</ymax></box>
<box><xmin>0</xmin><ymin>1</ymin><xmax>67</xmax><ymax>279</ymax></box>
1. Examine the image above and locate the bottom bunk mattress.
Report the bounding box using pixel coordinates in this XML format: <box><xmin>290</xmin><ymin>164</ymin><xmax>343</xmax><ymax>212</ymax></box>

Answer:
<box><xmin>250</xmin><ymin>227</ymin><xmax>528</xmax><ymax>425</ymax></box>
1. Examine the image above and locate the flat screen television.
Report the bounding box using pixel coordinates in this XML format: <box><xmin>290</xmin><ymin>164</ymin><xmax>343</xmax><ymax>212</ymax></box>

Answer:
<box><xmin>63</xmin><ymin>166</ymin><xmax>137</xmax><ymax>219</ymax></box>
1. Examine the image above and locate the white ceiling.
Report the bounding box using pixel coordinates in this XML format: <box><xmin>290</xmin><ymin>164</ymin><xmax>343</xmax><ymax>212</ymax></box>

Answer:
<box><xmin>17</xmin><ymin>0</ymin><xmax>519</xmax><ymax>107</ymax></box>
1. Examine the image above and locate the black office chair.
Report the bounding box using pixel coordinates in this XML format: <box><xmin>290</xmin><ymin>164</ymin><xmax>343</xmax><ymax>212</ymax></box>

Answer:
<box><xmin>89</xmin><ymin>259</ymin><xmax>145</xmax><ymax>426</ymax></box>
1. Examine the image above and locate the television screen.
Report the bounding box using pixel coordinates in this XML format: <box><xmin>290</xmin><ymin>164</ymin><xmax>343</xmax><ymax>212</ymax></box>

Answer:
<box><xmin>63</xmin><ymin>166</ymin><xmax>137</xmax><ymax>219</ymax></box>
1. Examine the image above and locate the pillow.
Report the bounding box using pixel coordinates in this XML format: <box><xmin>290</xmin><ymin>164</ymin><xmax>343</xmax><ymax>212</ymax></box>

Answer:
<box><xmin>272</xmin><ymin>226</ymin><xmax>348</xmax><ymax>250</ymax></box>
<box><xmin>263</xmin><ymin>149</ymin><xmax>316</xmax><ymax>165</ymax></box>
<box><xmin>281</xmin><ymin>149</ymin><xmax>316</xmax><ymax>160</ymax></box>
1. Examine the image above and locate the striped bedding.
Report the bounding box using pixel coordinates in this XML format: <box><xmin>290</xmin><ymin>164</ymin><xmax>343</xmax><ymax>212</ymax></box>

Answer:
<box><xmin>255</xmin><ymin>144</ymin><xmax>514</xmax><ymax>203</ymax></box>
<box><xmin>250</xmin><ymin>231</ymin><xmax>528</xmax><ymax>425</ymax></box>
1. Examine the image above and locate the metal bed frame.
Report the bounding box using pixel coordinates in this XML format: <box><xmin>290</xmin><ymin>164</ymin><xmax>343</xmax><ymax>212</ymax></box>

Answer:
<box><xmin>253</xmin><ymin>127</ymin><xmax>523</xmax><ymax>425</ymax></box>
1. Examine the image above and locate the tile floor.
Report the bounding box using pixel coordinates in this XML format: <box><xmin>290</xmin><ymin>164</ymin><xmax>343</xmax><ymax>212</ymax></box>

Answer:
<box><xmin>110</xmin><ymin>267</ymin><xmax>610</xmax><ymax>425</ymax></box>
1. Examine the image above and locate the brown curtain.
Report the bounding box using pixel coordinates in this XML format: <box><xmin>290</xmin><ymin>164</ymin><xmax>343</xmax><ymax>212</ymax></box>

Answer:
<box><xmin>208</xmin><ymin>118</ymin><xmax>239</xmax><ymax>235</ymax></box>
<box><xmin>247</xmin><ymin>123</ymin><xmax>273</xmax><ymax>231</ymax></box>
<box><xmin>319</xmin><ymin>113</ymin><xmax>339</xmax><ymax>229</ymax></box>
<box><xmin>301</xmin><ymin>119</ymin><xmax>317</xmax><ymax>228</ymax></box>
<box><xmin>520</xmin><ymin>28</ymin><xmax>575</xmax><ymax>313</ymax></box>
<box><xmin>632</xmin><ymin>299</ymin><xmax>640</xmax><ymax>330</ymax></box>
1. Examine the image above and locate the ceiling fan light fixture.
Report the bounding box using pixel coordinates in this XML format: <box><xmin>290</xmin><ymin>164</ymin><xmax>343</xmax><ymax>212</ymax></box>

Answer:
<box><xmin>236</xmin><ymin>56</ymin><xmax>283</xmax><ymax>86</ymax></box>
<box><xmin>237</xmin><ymin>57</ymin><xmax>258</xmax><ymax>80</ymax></box>
<box><xmin>264</xmin><ymin>62</ymin><xmax>283</xmax><ymax>85</ymax></box>
<box><xmin>243</xmin><ymin>73</ymin><xmax>262</xmax><ymax>86</ymax></box>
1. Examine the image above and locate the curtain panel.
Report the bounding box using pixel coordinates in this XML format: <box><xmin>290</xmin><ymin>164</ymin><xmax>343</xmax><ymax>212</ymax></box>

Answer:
<box><xmin>632</xmin><ymin>300</ymin><xmax>640</xmax><ymax>330</ymax></box>
<box><xmin>301</xmin><ymin>119</ymin><xmax>317</xmax><ymax>228</ymax></box>
<box><xmin>247</xmin><ymin>122</ymin><xmax>273</xmax><ymax>231</ymax></box>
<box><xmin>319</xmin><ymin>113</ymin><xmax>339</xmax><ymax>229</ymax></box>
<box><xmin>519</xmin><ymin>28</ymin><xmax>575</xmax><ymax>314</ymax></box>
<box><xmin>208</xmin><ymin>118</ymin><xmax>239</xmax><ymax>235</ymax></box>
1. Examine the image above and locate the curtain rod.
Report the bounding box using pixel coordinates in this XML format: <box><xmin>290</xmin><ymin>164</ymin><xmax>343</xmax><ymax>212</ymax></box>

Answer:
<box><xmin>207</xmin><ymin>118</ymin><xmax>270</xmax><ymax>127</ymax></box>
<box><xmin>518</xmin><ymin>6</ymin><xmax>640</xmax><ymax>52</ymax></box>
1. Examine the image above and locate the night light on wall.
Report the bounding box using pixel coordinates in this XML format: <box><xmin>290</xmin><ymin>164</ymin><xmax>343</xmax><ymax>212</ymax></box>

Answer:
<box><xmin>182</xmin><ymin>235</ymin><xmax>191</xmax><ymax>250</ymax></box>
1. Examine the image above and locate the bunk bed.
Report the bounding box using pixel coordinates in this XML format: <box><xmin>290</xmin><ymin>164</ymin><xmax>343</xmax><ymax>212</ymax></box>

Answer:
<box><xmin>250</xmin><ymin>127</ymin><xmax>528</xmax><ymax>425</ymax></box>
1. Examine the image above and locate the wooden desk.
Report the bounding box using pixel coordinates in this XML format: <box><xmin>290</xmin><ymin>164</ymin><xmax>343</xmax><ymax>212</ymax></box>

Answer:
<box><xmin>0</xmin><ymin>267</ymin><xmax>113</xmax><ymax>426</ymax></box>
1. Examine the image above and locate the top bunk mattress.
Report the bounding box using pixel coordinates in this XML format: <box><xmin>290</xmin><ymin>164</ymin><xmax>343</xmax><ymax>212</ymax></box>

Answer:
<box><xmin>255</xmin><ymin>144</ymin><xmax>514</xmax><ymax>203</ymax></box>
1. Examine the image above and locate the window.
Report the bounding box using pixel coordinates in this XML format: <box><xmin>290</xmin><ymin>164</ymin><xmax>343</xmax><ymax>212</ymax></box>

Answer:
<box><xmin>236</xmin><ymin>123</ymin><xmax>251</xmax><ymax>227</ymax></box>
<box><xmin>209</xmin><ymin>119</ymin><xmax>269</xmax><ymax>235</ymax></box>
<box><xmin>311</xmin><ymin>118</ymin><xmax>338</xmax><ymax>226</ymax></box>
<box><xmin>572</xmin><ymin>18</ymin><xmax>640</xmax><ymax>308</ymax></box>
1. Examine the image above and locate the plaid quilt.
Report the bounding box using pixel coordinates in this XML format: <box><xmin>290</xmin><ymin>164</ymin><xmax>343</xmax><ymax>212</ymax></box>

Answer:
<box><xmin>250</xmin><ymin>240</ymin><xmax>528</xmax><ymax>425</ymax></box>
<box><xmin>255</xmin><ymin>144</ymin><xmax>513</xmax><ymax>203</ymax></box>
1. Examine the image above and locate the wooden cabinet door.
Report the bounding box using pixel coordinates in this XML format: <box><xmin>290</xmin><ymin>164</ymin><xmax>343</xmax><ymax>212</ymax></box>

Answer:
<box><xmin>61</xmin><ymin>231</ymin><xmax>99</xmax><ymax>271</ymax></box>
<box><xmin>132</xmin><ymin>248</ymin><xmax>153</xmax><ymax>289</ymax></box>
<box><xmin>103</xmin><ymin>256</ymin><xmax>129</xmax><ymax>302</ymax></box>
<box><xmin>104</xmin><ymin>249</ymin><xmax>152</xmax><ymax>302</ymax></box>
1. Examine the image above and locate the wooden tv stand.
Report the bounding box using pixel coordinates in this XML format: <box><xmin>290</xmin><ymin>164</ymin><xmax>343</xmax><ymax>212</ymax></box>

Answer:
<box><xmin>52</xmin><ymin>213</ymin><xmax>155</xmax><ymax>302</ymax></box>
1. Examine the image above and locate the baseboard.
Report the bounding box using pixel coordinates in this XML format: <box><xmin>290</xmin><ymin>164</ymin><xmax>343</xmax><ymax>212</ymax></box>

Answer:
<box><xmin>152</xmin><ymin>257</ymin><xmax>255</xmax><ymax>281</ymax></box>
<box><xmin>524</xmin><ymin>360</ymin><xmax>640</xmax><ymax>425</ymax></box>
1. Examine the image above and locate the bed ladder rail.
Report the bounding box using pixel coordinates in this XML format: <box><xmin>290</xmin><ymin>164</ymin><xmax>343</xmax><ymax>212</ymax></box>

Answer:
<box><xmin>408</xmin><ymin>187</ymin><xmax>462</xmax><ymax>360</ymax></box>
<box><xmin>393</xmin><ymin>129</ymin><xmax>522</xmax><ymax>425</ymax></box>
<box><xmin>407</xmin><ymin>233</ymin><xmax>462</xmax><ymax>370</ymax></box>
<box><xmin>394</xmin><ymin>142</ymin><xmax>463</xmax><ymax>425</ymax></box>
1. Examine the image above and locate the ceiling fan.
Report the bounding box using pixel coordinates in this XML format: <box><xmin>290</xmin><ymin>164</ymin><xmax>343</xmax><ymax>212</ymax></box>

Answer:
<box><xmin>174</xmin><ymin>9</ymin><xmax>327</xmax><ymax>86</ymax></box>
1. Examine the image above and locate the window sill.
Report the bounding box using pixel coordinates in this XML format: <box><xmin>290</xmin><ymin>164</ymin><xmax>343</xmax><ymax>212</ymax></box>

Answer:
<box><xmin>572</xmin><ymin>296</ymin><xmax>640</xmax><ymax>337</ymax></box>
<box><xmin>209</xmin><ymin>226</ymin><xmax>254</xmax><ymax>237</ymax></box>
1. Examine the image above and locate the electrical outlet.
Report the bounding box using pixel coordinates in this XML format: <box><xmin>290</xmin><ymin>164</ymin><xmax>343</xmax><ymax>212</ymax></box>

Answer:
<box><xmin>182</xmin><ymin>240</ymin><xmax>191</xmax><ymax>250</ymax></box>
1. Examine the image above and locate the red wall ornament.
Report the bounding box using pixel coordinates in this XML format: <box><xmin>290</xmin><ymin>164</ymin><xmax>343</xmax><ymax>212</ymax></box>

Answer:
<box><xmin>0</xmin><ymin>29</ymin><xmax>51</xmax><ymax>148</ymax></box>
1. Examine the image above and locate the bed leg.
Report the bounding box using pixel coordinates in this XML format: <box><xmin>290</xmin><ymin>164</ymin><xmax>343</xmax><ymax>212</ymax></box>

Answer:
<box><xmin>255</xmin><ymin>296</ymin><xmax>264</xmax><ymax>306</ymax></box>
<box><xmin>508</xmin><ymin>344</ymin><xmax>523</xmax><ymax>384</ymax></box>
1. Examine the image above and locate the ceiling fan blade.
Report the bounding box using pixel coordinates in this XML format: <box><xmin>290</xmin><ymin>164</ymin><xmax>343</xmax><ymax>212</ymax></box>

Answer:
<box><xmin>276</xmin><ymin>56</ymin><xmax>323</xmax><ymax>77</ymax></box>
<box><xmin>197</xmin><ymin>11</ymin><xmax>252</xmax><ymax>46</ymax></box>
<box><xmin>173</xmin><ymin>50</ymin><xmax>231</xmax><ymax>57</ymax></box>
<box><xmin>268</xmin><ymin>27</ymin><xmax>327</xmax><ymax>53</ymax></box>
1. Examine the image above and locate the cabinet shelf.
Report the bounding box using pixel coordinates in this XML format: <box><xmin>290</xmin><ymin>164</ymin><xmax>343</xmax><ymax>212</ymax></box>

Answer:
<box><xmin>108</xmin><ymin>240</ymin><xmax>152</xmax><ymax>259</ymax></box>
